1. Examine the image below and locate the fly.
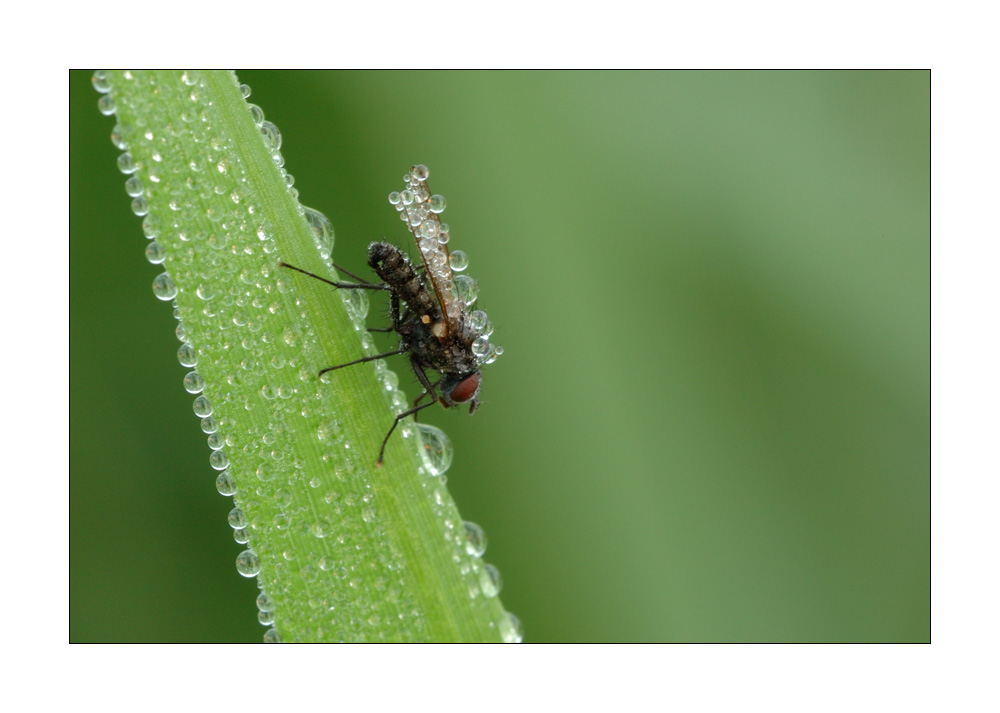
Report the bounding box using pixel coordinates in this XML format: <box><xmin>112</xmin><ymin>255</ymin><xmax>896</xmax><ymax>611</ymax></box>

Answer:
<box><xmin>279</xmin><ymin>165</ymin><xmax>502</xmax><ymax>465</ymax></box>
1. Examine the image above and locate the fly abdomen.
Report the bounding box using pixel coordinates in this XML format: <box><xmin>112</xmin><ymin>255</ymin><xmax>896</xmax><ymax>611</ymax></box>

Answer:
<box><xmin>368</xmin><ymin>241</ymin><xmax>441</xmax><ymax>320</ymax></box>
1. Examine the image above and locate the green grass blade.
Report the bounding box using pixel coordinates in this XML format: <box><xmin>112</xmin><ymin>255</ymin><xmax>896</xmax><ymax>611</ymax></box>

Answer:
<box><xmin>95</xmin><ymin>70</ymin><xmax>514</xmax><ymax>642</ymax></box>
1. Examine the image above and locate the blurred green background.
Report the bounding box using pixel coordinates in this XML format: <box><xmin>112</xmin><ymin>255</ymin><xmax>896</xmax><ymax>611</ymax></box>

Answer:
<box><xmin>70</xmin><ymin>70</ymin><xmax>929</xmax><ymax>642</ymax></box>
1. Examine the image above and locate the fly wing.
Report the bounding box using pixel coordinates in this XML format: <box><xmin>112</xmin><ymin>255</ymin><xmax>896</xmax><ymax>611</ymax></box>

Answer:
<box><xmin>389</xmin><ymin>165</ymin><xmax>461</xmax><ymax>339</ymax></box>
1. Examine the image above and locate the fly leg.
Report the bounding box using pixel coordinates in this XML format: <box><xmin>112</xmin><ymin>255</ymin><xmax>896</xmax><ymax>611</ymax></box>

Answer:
<box><xmin>280</xmin><ymin>261</ymin><xmax>405</xmax><ymax>375</ymax></box>
<box><xmin>377</xmin><ymin>356</ymin><xmax>439</xmax><ymax>465</ymax></box>
<box><xmin>318</xmin><ymin>346</ymin><xmax>409</xmax><ymax>376</ymax></box>
<box><xmin>278</xmin><ymin>261</ymin><xmax>390</xmax><ymax>293</ymax></box>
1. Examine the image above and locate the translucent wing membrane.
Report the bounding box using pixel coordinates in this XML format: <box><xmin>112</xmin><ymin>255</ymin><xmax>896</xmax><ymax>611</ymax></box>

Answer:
<box><xmin>389</xmin><ymin>165</ymin><xmax>461</xmax><ymax>337</ymax></box>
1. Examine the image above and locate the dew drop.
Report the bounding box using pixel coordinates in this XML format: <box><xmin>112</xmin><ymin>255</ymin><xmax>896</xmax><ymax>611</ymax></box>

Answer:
<box><xmin>228</xmin><ymin>507</ymin><xmax>247</xmax><ymax>530</ymax></box>
<box><xmin>97</xmin><ymin>94</ymin><xmax>116</xmax><ymax>116</ymax></box>
<box><xmin>110</xmin><ymin>124</ymin><xmax>127</xmax><ymax>150</ymax></box>
<box><xmin>428</xmin><ymin>194</ymin><xmax>447</xmax><ymax>213</ymax></box>
<box><xmin>341</xmin><ymin>286</ymin><xmax>369</xmax><ymax>321</ymax></box>
<box><xmin>256</xmin><ymin>593</ymin><xmax>273</xmax><ymax>612</ymax></box>
<box><xmin>117</xmin><ymin>152</ymin><xmax>137</xmax><ymax>174</ymax></box>
<box><xmin>472</xmin><ymin>336</ymin><xmax>490</xmax><ymax>359</ymax></box>
<box><xmin>302</xmin><ymin>206</ymin><xmax>334</xmax><ymax>254</ymax></box>
<box><xmin>178</xmin><ymin>343</ymin><xmax>197</xmax><ymax>367</ymax></box>
<box><xmin>124</xmin><ymin>175</ymin><xmax>144</xmax><ymax>197</ymax></box>
<box><xmin>259</xmin><ymin>121</ymin><xmax>282</xmax><ymax>151</ymax></box>
<box><xmin>480</xmin><ymin>563</ymin><xmax>503</xmax><ymax>598</ymax></box>
<box><xmin>463</xmin><ymin>521</ymin><xmax>487</xmax><ymax>557</ymax></box>
<box><xmin>152</xmin><ymin>272</ymin><xmax>177</xmax><ymax>301</ymax></box>
<box><xmin>449</xmin><ymin>250</ymin><xmax>469</xmax><ymax>272</ymax></box>
<box><xmin>91</xmin><ymin>70</ymin><xmax>112</xmax><ymax>93</ymax></box>
<box><xmin>452</xmin><ymin>274</ymin><xmax>478</xmax><ymax>306</ymax></box>
<box><xmin>142</xmin><ymin>213</ymin><xmax>161</xmax><ymax>239</ymax></box>
<box><xmin>192</xmin><ymin>395</ymin><xmax>213</xmax><ymax>417</ymax></box>
<box><xmin>380</xmin><ymin>369</ymin><xmax>399</xmax><ymax>392</ymax></box>
<box><xmin>145</xmin><ymin>241</ymin><xmax>165</xmax><ymax>264</ymax></box>
<box><xmin>236</xmin><ymin>550</ymin><xmax>261</xmax><ymax>577</ymax></box>
<box><xmin>263</xmin><ymin>628</ymin><xmax>283</xmax><ymax>643</ymax></box>
<box><xmin>317</xmin><ymin>420</ymin><xmax>341</xmax><ymax>442</ymax></box>
<box><xmin>215</xmin><ymin>470</ymin><xmax>237</xmax><ymax>496</ymax></box>
<box><xmin>283</xmin><ymin>324</ymin><xmax>302</xmax><ymax>347</ymax></box>
<box><xmin>210</xmin><ymin>450</ymin><xmax>230</xmax><ymax>471</ymax></box>
<box><xmin>247</xmin><ymin>103</ymin><xmax>265</xmax><ymax>125</ymax></box>
<box><xmin>183</xmin><ymin>371</ymin><xmax>205</xmax><ymax>394</ymax></box>
<box><xmin>415</xmin><ymin>423</ymin><xmax>453</xmax><ymax>476</ymax></box>
<box><xmin>130</xmin><ymin>196</ymin><xmax>149</xmax><ymax>216</ymax></box>
<box><xmin>274</xmin><ymin>489</ymin><xmax>293</xmax><ymax>508</ymax></box>
<box><xmin>500</xmin><ymin>611</ymin><xmax>523</xmax><ymax>643</ymax></box>
<box><xmin>485</xmin><ymin>344</ymin><xmax>504</xmax><ymax>364</ymax></box>
<box><xmin>310</xmin><ymin>518</ymin><xmax>333</xmax><ymax>538</ymax></box>
<box><xmin>256</xmin><ymin>462</ymin><xmax>274</xmax><ymax>481</ymax></box>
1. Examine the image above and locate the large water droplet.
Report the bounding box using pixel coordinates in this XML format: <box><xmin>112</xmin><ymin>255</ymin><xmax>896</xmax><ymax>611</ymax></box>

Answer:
<box><xmin>117</xmin><ymin>152</ymin><xmax>137</xmax><ymax>174</ymax></box>
<box><xmin>124</xmin><ymin>175</ymin><xmax>144</xmax><ymax>197</ymax></box>
<box><xmin>428</xmin><ymin>194</ymin><xmax>446</xmax><ymax>214</ymax></box>
<box><xmin>192</xmin><ymin>395</ymin><xmax>213</xmax><ymax>417</ymax></box>
<box><xmin>480</xmin><ymin>563</ymin><xmax>502</xmax><ymax>598</ymax></box>
<box><xmin>183</xmin><ymin>371</ymin><xmax>205</xmax><ymax>394</ymax></box>
<box><xmin>215</xmin><ymin>470</ymin><xmax>237</xmax><ymax>496</ymax></box>
<box><xmin>302</xmin><ymin>206</ymin><xmax>334</xmax><ymax>255</ymax></box>
<box><xmin>130</xmin><ymin>196</ymin><xmax>149</xmax><ymax>216</ymax></box>
<box><xmin>178</xmin><ymin>343</ymin><xmax>197</xmax><ymax>367</ymax></box>
<box><xmin>152</xmin><ymin>272</ymin><xmax>177</xmax><ymax>300</ymax></box>
<box><xmin>91</xmin><ymin>70</ymin><xmax>112</xmax><ymax>93</ymax></box>
<box><xmin>452</xmin><ymin>274</ymin><xmax>478</xmax><ymax>306</ymax></box>
<box><xmin>97</xmin><ymin>94</ymin><xmax>116</xmax><ymax>116</ymax></box>
<box><xmin>263</xmin><ymin>628</ymin><xmax>283</xmax><ymax>643</ymax></box>
<box><xmin>463</xmin><ymin>521</ymin><xmax>487</xmax><ymax>557</ymax></box>
<box><xmin>145</xmin><ymin>241</ymin><xmax>165</xmax><ymax>264</ymax></box>
<box><xmin>415</xmin><ymin>423</ymin><xmax>453</xmax><ymax>476</ymax></box>
<box><xmin>499</xmin><ymin>611</ymin><xmax>523</xmax><ymax>643</ymax></box>
<box><xmin>341</xmin><ymin>286</ymin><xmax>369</xmax><ymax>321</ymax></box>
<box><xmin>142</xmin><ymin>213</ymin><xmax>161</xmax><ymax>239</ymax></box>
<box><xmin>259</xmin><ymin>120</ymin><xmax>282</xmax><ymax>152</ymax></box>
<box><xmin>256</xmin><ymin>592</ymin><xmax>273</xmax><ymax>612</ymax></box>
<box><xmin>472</xmin><ymin>336</ymin><xmax>490</xmax><ymax>359</ymax></box>
<box><xmin>228</xmin><ymin>507</ymin><xmax>247</xmax><ymax>530</ymax></box>
<box><xmin>449</xmin><ymin>250</ymin><xmax>469</xmax><ymax>272</ymax></box>
<box><xmin>235</xmin><ymin>550</ymin><xmax>261</xmax><ymax>577</ymax></box>
<box><xmin>247</xmin><ymin>103</ymin><xmax>265</xmax><ymax>125</ymax></box>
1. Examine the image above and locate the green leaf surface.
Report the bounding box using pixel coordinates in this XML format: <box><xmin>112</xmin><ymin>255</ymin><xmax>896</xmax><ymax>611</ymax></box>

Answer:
<box><xmin>98</xmin><ymin>70</ymin><xmax>512</xmax><ymax>642</ymax></box>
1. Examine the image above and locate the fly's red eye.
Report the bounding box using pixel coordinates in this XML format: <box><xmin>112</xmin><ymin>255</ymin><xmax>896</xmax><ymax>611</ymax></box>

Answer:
<box><xmin>449</xmin><ymin>372</ymin><xmax>481</xmax><ymax>403</ymax></box>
